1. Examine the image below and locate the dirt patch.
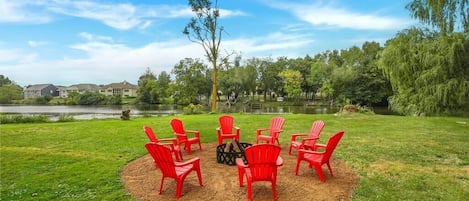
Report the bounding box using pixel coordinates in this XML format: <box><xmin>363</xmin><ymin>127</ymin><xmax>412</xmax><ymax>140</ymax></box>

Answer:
<box><xmin>121</xmin><ymin>143</ymin><xmax>359</xmax><ymax>201</ymax></box>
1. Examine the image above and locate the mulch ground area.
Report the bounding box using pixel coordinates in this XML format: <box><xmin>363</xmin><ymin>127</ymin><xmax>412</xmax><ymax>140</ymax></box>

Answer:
<box><xmin>121</xmin><ymin>142</ymin><xmax>359</xmax><ymax>201</ymax></box>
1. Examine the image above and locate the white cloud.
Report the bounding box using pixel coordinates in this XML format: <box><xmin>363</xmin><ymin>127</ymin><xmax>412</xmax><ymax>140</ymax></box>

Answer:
<box><xmin>268</xmin><ymin>1</ymin><xmax>410</xmax><ymax>30</ymax></box>
<box><xmin>0</xmin><ymin>0</ymin><xmax>51</xmax><ymax>23</ymax></box>
<box><xmin>1</xmin><ymin>29</ymin><xmax>316</xmax><ymax>86</ymax></box>
<box><xmin>78</xmin><ymin>32</ymin><xmax>113</xmax><ymax>42</ymax></box>
<box><xmin>27</xmin><ymin>40</ymin><xmax>47</xmax><ymax>47</ymax></box>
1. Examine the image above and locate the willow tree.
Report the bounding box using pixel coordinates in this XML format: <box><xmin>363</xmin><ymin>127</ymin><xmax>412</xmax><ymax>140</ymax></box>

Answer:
<box><xmin>406</xmin><ymin>0</ymin><xmax>468</xmax><ymax>34</ymax></box>
<box><xmin>379</xmin><ymin>0</ymin><xmax>469</xmax><ymax>116</ymax></box>
<box><xmin>183</xmin><ymin>0</ymin><xmax>224</xmax><ymax>112</ymax></box>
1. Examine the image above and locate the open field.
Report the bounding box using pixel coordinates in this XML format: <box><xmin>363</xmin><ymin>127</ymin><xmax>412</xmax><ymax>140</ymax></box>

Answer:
<box><xmin>1</xmin><ymin>114</ymin><xmax>468</xmax><ymax>200</ymax></box>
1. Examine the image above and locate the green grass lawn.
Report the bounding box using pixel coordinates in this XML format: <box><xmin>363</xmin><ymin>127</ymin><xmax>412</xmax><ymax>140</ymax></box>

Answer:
<box><xmin>1</xmin><ymin>114</ymin><xmax>468</xmax><ymax>200</ymax></box>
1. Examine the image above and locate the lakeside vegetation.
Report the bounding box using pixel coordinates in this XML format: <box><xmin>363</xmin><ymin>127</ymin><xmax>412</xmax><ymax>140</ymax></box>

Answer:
<box><xmin>1</xmin><ymin>114</ymin><xmax>468</xmax><ymax>200</ymax></box>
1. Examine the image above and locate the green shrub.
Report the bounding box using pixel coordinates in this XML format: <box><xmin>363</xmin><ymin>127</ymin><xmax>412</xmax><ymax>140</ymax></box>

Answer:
<box><xmin>182</xmin><ymin>103</ymin><xmax>205</xmax><ymax>114</ymax></box>
<box><xmin>57</xmin><ymin>114</ymin><xmax>75</xmax><ymax>122</ymax></box>
<box><xmin>0</xmin><ymin>114</ymin><xmax>50</xmax><ymax>124</ymax></box>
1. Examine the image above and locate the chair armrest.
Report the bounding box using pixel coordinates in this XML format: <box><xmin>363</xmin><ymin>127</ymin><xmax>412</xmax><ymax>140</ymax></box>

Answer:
<box><xmin>300</xmin><ymin>137</ymin><xmax>319</xmax><ymax>144</ymax></box>
<box><xmin>216</xmin><ymin>127</ymin><xmax>222</xmax><ymax>135</ymax></box>
<box><xmin>290</xmin><ymin>133</ymin><xmax>308</xmax><ymax>141</ymax></box>
<box><xmin>158</xmin><ymin>138</ymin><xmax>178</xmax><ymax>144</ymax></box>
<box><xmin>185</xmin><ymin>130</ymin><xmax>200</xmax><ymax>138</ymax></box>
<box><xmin>175</xmin><ymin>157</ymin><xmax>200</xmax><ymax>167</ymax></box>
<box><xmin>276</xmin><ymin>156</ymin><xmax>284</xmax><ymax>166</ymax></box>
<box><xmin>298</xmin><ymin>148</ymin><xmax>324</xmax><ymax>156</ymax></box>
<box><xmin>234</xmin><ymin>127</ymin><xmax>240</xmax><ymax>134</ymax></box>
<box><xmin>236</xmin><ymin>158</ymin><xmax>247</xmax><ymax>167</ymax></box>
<box><xmin>256</xmin><ymin>128</ymin><xmax>269</xmax><ymax>135</ymax></box>
<box><xmin>315</xmin><ymin>143</ymin><xmax>326</xmax><ymax>148</ymax></box>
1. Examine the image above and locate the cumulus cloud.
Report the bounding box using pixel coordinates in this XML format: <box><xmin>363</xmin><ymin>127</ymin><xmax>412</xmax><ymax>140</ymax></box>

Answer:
<box><xmin>0</xmin><ymin>0</ymin><xmax>52</xmax><ymax>23</ymax></box>
<box><xmin>267</xmin><ymin>1</ymin><xmax>410</xmax><ymax>30</ymax></box>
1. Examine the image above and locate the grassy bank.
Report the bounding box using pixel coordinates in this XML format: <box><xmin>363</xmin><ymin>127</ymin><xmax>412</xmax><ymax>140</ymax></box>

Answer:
<box><xmin>1</xmin><ymin>114</ymin><xmax>468</xmax><ymax>200</ymax></box>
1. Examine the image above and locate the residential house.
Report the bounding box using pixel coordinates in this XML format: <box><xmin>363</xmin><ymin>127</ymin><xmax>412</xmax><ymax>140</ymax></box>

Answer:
<box><xmin>99</xmin><ymin>81</ymin><xmax>138</xmax><ymax>97</ymax></box>
<box><xmin>23</xmin><ymin>84</ymin><xmax>58</xmax><ymax>99</ymax></box>
<box><xmin>59</xmin><ymin>84</ymin><xmax>99</xmax><ymax>98</ymax></box>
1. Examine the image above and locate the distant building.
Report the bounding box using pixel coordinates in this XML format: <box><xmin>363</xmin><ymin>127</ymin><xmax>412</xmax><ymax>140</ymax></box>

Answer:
<box><xmin>99</xmin><ymin>81</ymin><xmax>138</xmax><ymax>97</ymax></box>
<box><xmin>62</xmin><ymin>84</ymin><xmax>99</xmax><ymax>98</ymax></box>
<box><xmin>23</xmin><ymin>84</ymin><xmax>58</xmax><ymax>99</ymax></box>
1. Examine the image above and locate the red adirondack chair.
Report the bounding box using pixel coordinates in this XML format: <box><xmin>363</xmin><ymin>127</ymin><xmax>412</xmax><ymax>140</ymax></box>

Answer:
<box><xmin>288</xmin><ymin>120</ymin><xmax>325</xmax><ymax>155</ymax></box>
<box><xmin>170</xmin><ymin>118</ymin><xmax>202</xmax><ymax>155</ymax></box>
<box><xmin>216</xmin><ymin>115</ymin><xmax>240</xmax><ymax>145</ymax></box>
<box><xmin>145</xmin><ymin>142</ymin><xmax>203</xmax><ymax>199</ymax></box>
<box><xmin>294</xmin><ymin>131</ymin><xmax>345</xmax><ymax>182</ymax></box>
<box><xmin>236</xmin><ymin>144</ymin><xmax>283</xmax><ymax>201</ymax></box>
<box><xmin>143</xmin><ymin>125</ymin><xmax>183</xmax><ymax>161</ymax></box>
<box><xmin>255</xmin><ymin>117</ymin><xmax>285</xmax><ymax>145</ymax></box>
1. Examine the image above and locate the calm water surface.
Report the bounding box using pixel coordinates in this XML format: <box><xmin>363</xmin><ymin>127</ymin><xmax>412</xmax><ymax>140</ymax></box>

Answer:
<box><xmin>0</xmin><ymin>104</ymin><xmax>394</xmax><ymax>120</ymax></box>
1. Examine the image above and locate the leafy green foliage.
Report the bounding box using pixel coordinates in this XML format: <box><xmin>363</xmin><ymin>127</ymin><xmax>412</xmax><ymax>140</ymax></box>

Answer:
<box><xmin>406</xmin><ymin>0</ymin><xmax>468</xmax><ymax>34</ymax></box>
<box><xmin>278</xmin><ymin>69</ymin><xmax>302</xmax><ymax>102</ymax></box>
<box><xmin>182</xmin><ymin>103</ymin><xmax>205</xmax><ymax>114</ymax></box>
<box><xmin>0</xmin><ymin>84</ymin><xmax>23</xmax><ymax>104</ymax></box>
<box><xmin>172</xmin><ymin>58</ymin><xmax>211</xmax><ymax>104</ymax></box>
<box><xmin>380</xmin><ymin>28</ymin><xmax>469</xmax><ymax>116</ymax></box>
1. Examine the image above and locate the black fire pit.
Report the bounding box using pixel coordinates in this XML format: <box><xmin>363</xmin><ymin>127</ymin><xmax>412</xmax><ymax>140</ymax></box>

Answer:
<box><xmin>216</xmin><ymin>142</ymin><xmax>252</xmax><ymax>166</ymax></box>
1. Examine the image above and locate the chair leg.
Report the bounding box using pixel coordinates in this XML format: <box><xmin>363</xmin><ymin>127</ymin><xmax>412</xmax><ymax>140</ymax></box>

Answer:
<box><xmin>247</xmin><ymin>179</ymin><xmax>252</xmax><ymax>201</ymax></box>
<box><xmin>186</xmin><ymin>143</ymin><xmax>192</xmax><ymax>155</ymax></box>
<box><xmin>195</xmin><ymin>164</ymin><xmax>203</xmax><ymax>186</ymax></box>
<box><xmin>175</xmin><ymin>179</ymin><xmax>183</xmax><ymax>198</ymax></box>
<box><xmin>294</xmin><ymin>159</ymin><xmax>301</xmax><ymax>175</ymax></box>
<box><xmin>288</xmin><ymin>144</ymin><xmax>293</xmax><ymax>155</ymax></box>
<box><xmin>237</xmin><ymin>166</ymin><xmax>244</xmax><ymax>187</ymax></box>
<box><xmin>198</xmin><ymin>141</ymin><xmax>202</xmax><ymax>150</ymax></box>
<box><xmin>159</xmin><ymin>177</ymin><xmax>165</xmax><ymax>194</ymax></box>
<box><xmin>272</xmin><ymin>179</ymin><xmax>278</xmax><ymax>201</ymax></box>
<box><xmin>314</xmin><ymin>165</ymin><xmax>326</xmax><ymax>182</ymax></box>
<box><xmin>326</xmin><ymin>161</ymin><xmax>334</xmax><ymax>177</ymax></box>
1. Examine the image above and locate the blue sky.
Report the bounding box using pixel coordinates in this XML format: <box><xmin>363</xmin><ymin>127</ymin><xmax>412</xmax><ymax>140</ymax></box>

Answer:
<box><xmin>0</xmin><ymin>0</ymin><xmax>417</xmax><ymax>87</ymax></box>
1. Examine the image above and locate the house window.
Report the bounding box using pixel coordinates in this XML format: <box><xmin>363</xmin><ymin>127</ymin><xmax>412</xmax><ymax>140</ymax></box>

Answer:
<box><xmin>124</xmin><ymin>89</ymin><xmax>129</xmax><ymax>92</ymax></box>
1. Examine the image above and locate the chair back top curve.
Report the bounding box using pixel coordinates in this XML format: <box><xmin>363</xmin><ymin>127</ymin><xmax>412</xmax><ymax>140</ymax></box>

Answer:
<box><xmin>145</xmin><ymin>142</ymin><xmax>177</xmax><ymax>177</ymax></box>
<box><xmin>304</xmin><ymin>120</ymin><xmax>325</xmax><ymax>147</ymax></box>
<box><xmin>143</xmin><ymin>125</ymin><xmax>158</xmax><ymax>143</ymax></box>
<box><xmin>322</xmin><ymin>131</ymin><xmax>345</xmax><ymax>162</ymax></box>
<box><xmin>219</xmin><ymin>115</ymin><xmax>234</xmax><ymax>134</ymax></box>
<box><xmin>309</xmin><ymin>120</ymin><xmax>325</xmax><ymax>139</ymax></box>
<box><xmin>244</xmin><ymin>144</ymin><xmax>281</xmax><ymax>180</ymax></box>
<box><xmin>170</xmin><ymin>118</ymin><xmax>185</xmax><ymax>134</ymax></box>
<box><xmin>269</xmin><ymin>117</ymin><xmax>285</xmax><ymax>136</ymax></box>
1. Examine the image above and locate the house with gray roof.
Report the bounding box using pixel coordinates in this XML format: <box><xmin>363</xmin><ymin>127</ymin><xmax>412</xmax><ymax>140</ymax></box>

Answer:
<box><xmin>23</xmin><ymin>84</ymin><xmax>58</xmax><ymax>99</ymax></box>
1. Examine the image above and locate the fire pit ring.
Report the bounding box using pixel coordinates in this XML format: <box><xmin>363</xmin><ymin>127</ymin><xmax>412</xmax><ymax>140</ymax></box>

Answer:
<box><xmin>216</xmin><ymin>142</ymin><xmax>252</xmax><ymax>166</ymax></box>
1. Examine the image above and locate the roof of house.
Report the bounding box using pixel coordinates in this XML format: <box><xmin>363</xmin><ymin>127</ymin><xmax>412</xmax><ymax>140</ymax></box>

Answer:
<box><xmin>25</xmin><ymin>84</ymin><xmax>55</xmax><ymax>91</ymax></box>
<box><xmin>69</xmin><ymin>83</ymin><xmax>99</xmax><ymax>90</ymax></box>
<box><xmin>102</xmin><ymin>81</ymin><xmax>138</xmax><ymax>89</ymax></box>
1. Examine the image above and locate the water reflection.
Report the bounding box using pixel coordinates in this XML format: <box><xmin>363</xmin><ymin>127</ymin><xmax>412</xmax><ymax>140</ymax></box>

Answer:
<box><xmin>0</xmin><ymin>104</ymin><xmax>393</xmax><ymax>120</ymax></box>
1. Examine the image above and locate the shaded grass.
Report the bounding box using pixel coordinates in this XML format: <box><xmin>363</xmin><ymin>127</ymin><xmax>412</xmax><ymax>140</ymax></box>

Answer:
<box><xmin>1</xmin><ymin>114</ymin><xmax>468</xmax><ymax>200</ymax></box>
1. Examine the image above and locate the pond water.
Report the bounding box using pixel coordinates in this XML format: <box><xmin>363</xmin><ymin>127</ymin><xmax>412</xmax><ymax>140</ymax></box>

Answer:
<box><xmin>0</xmin><ymin>104</ymin><xmax>395</xmax><ymax>120</ymax></box>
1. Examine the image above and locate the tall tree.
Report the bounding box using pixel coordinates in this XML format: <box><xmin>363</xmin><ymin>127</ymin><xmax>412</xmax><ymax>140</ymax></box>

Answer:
<box><xmin>183</xmin><ymin>0</ymin><xmax>226</xmax><ymax>112</ymax></box>
<box><xmin>406</xmin><ymin>0</ymin><xmax>469</xmax><ymax>34</ymax></box>
<box><xmin>136</xmin><ymin>68</ymin><xmax>159</xmax><ymax>104</ymax></box>
<box><xmin>279</xmin><ymin>69</ymin><xmax>303</xmax><ymax>102</ymax></box>
<box><xmin>172</xmin><ymin>58</ymin><xmax>210</xmax><ymax>104</ymax></box>
<box><xmin>156</xmin><ymin>71</ymin><xmax>171</xmax><ymax>103</ymax></box>
<box><xmin>380</xmin><ymin>28</ymin><xmax>469</xmax><ymax>115</ymax></box>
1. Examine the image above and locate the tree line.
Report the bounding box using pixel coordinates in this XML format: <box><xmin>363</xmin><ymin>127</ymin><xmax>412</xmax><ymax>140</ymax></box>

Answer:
<box><xmin>136</xmin><ymin>41</ymin><xmax>391</xmax><ymax>110</ymax></box>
